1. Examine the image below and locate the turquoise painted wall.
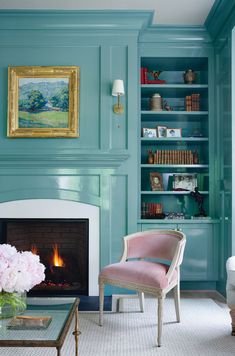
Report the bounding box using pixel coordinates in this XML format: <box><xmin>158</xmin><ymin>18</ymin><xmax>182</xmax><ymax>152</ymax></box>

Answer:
<box><xmin>0</xmin><ymin>7</ymin><xmax>234</xmax><ymax>295</ymax></box>
<box><xmin>0</xmin><ymin>12</ymin><xmax>153</xmax><ymax>294</ymax></box>
<box><xmin>205</xmin><ymin>0</ymin><xmax>235</xmax><ymax>294</ymax></box>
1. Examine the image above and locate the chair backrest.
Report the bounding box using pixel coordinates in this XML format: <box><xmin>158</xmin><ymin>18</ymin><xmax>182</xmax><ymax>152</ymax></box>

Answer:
<box><xmin>121</xmin><ymin>230</ymin><xmax>185</xmax><ymax>263</ymax></box>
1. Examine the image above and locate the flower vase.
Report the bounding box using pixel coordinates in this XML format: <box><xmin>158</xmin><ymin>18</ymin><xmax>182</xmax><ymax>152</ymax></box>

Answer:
<box><xmin>0</xmin><ymin>291</ymin><xmax>27</xmax><ymax>319</ymax></box>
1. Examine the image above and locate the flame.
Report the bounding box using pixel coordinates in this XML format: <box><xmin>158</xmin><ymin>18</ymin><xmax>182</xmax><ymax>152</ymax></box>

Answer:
<box><xmin>31</xmin><ymin>245</ymin><xmax>38</xmax><ymax>255</ymax></box>
<box><xmin>52</xmin><ymin>244</ymin><xmax>65</xmax><ymax>267</ymax></box>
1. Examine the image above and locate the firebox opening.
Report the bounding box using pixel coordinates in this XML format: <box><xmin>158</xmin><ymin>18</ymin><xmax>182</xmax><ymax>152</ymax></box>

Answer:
<box><xmin>0</xmin><ymin>218</ymin><xmax>89</xmax><ymax>297</ymax></box>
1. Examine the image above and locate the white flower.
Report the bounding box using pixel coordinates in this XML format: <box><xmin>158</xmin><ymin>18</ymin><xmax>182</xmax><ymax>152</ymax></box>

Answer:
<box><xmin>0</xmin><ymin>244</ymin><xmax>45</xmax><ymax>293</ymax></box>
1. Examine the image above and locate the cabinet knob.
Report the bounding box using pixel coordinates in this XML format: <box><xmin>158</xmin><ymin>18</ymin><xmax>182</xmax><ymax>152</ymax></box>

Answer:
<box><xmin>225</xmin><ymin>217</ymin><xmax>229</xmax><ymax>221</ymax></box>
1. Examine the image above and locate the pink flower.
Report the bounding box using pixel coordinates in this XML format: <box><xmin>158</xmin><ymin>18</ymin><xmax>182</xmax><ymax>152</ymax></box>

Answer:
<box><xmin>0</xmin><ymin>244</ymin><xmax>45</xmax><ymax>293</ymax></box>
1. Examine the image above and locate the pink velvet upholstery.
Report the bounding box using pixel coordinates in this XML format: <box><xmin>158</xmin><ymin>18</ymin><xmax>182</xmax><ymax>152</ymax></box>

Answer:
<box><xmin>100</xmin><ymin>260</ymin><xmax>177</xmax><ymax>289</ymax></box>
<box><xmin>99</xmin><ymin>230</ymin><xmax>186</xmax><ymax>347</ymax></box>
<box><xmin>126</xmin><ymin>231</ymin><xmax>180</xmax><ymax>261</ymax></box>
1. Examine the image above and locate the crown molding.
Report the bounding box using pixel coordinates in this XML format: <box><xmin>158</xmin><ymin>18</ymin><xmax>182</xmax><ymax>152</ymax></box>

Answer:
<box><xmin>0</xmin><ymin>10</ymin><xmax>153</xmax><ymax>32</ymax></box>
<box><xmin>205</xmin><ymin>0</ymin><xmax>235</xmax><ymax>40</ymax></box>
<box><xmin>139</xmin><ymin>25</ymin><xmax>212</xmax><ymax>43</ymax></box>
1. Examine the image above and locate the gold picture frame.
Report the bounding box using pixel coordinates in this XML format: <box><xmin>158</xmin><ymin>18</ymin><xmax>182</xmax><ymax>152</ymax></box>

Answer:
<box><xmin>8</xmin><ymin>66</ymin><xmax>79</xmax><ymax>138</ymax></box>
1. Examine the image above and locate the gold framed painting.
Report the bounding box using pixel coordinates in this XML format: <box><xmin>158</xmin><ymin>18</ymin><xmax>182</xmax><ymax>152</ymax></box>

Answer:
<box><xmin>7</xmin><ymin>66</ymin><xmax>79</xmax><ymax>138</ymax></box>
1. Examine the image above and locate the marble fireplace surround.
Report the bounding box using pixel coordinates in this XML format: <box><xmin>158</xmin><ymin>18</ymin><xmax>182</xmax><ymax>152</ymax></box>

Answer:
<box><xmin>0</xmin><ymin>199</ymin><xmax>99</xmax><ymax>296</ymax></box>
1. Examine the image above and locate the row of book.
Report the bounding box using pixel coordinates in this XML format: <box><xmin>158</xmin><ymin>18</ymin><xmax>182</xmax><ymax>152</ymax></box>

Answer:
<box><xmin>141</xmin><ymin>202</ymin><xmax>163</xmax><ymax>218</ymax></box>
<box><xmin>140</xmin><ymin>67</ymin><xmax>166</xmax><ymax>85</ymax></box>
<box><xmin>153</xmin><ymin>150</ymin><xmax>199</xmax><ymax>165</ymax></box>
<box><xmin>185</xmin><ymin>94</ymin><xmax>200</xmax><ymax>111</ymax></box>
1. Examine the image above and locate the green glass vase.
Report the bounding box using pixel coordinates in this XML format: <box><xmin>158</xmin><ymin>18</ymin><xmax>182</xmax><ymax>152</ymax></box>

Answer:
<box><xmin>0</xmin><ymin>291</ymin><xmax>27</xmax><ymax>319</ymax></box>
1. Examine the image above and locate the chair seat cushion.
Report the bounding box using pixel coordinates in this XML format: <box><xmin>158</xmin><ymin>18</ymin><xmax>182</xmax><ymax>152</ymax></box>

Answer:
<box><xmin>99</xmin><ymin>261</ymin><xmax>177</xmax><ymax>289</ymax></box>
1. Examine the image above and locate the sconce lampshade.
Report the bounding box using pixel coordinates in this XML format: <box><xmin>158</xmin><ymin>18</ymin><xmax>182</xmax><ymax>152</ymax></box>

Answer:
<box><xmin>112</xmin><ymin>80</ymin><xmax>125</xmax><ymax>97</ymax></box>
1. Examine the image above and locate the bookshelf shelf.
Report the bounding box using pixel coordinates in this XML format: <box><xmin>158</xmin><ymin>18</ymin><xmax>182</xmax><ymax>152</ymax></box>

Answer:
<box><xmin>141</xmin><ymin>164</ymin><xmax>209</xmax><ymax>168</ymax></box>
<box><xmin>140</xmin><ymin>56</ymin><xmax>209</xmax><ymax>221</ymax></box>
<box><xmin>141</xmin><ymin>84</ymin><xmax>208</xmax><ymax>89</ymax></box>
<box><xmin>141</xmin><ymin>191</ymin><xmax>209</xmax><ymax>195</ymax></box>
<box><xmin>141</xmin><ymin>137</ymin><xmax>208</xmax><ymax>144</ymax></box>
<box><xmin>141</xmin><ymin>110</ymin><xmax>208</xmax><ymax>115</ymax></box>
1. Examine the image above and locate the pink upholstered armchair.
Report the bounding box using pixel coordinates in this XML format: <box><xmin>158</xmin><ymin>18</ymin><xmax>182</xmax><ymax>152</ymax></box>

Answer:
<box><xmin>99</xmin><ymin>229</ymin><xmax>186</xmax><ymax>347</ymax></box>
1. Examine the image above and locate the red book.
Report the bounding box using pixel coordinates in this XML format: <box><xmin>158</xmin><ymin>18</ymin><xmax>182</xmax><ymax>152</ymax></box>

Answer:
<box><xmin>140</xmin><ymin>67</ymin><xmax>145</xmax><ymax>84</ymax></box>
<box><xmin>146</xmin><ymin>79</ymin><xmax>166</xmax><ymax>84</ymax></box>
<box><xmin>143</xmin><ymin>68</ymin><xmax>148</xmax><ymax>84</ymax></box>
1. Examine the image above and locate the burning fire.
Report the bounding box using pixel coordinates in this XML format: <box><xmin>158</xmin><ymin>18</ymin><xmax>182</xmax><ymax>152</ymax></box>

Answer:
<box><xmin>52</xmin><ymin>244</ymin><xmax>65</xmax><ymax>267</ymax></box>
<box><xmin>31</xmin><ymin>245</ymin><xmax>38</xmax><ymax>255</ymax></box>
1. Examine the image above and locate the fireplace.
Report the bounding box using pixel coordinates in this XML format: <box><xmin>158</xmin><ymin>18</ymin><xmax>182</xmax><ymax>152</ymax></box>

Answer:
<box><xmin>0</xmin><ymin>218</ymin><xmax>89</xmax><ymax>296</ymax></box>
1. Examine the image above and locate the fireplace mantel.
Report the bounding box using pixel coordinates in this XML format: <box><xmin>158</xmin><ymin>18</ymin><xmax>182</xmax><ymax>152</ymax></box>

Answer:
<box><xmin>0</xmin><ymin>152</ymin><xmax>130</xmax><ymax>168</ymax></box>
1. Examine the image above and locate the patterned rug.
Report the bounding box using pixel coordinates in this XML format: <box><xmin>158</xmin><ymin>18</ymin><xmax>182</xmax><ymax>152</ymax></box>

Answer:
<box><xmin>1</xmin><ymin>297</ymin><xmax>234</xmax><ymax>356</ymax></box>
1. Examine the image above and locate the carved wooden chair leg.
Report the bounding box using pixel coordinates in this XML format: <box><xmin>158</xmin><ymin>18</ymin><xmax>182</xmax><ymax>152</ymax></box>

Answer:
<box><xmin>99</xmin><ymin>281</ymin><xmax>104</xmax><ymax>326</ymax></box>
<box><xmin>157</xmin><ymin>296</ymin><xmax>165</xmax><ymax>347</ymax></box>
<box><xmin>173</xmin><ymin>283</ymin><xmax>181</xmax><ymax>323</ymax></box>
<box><xmin>138</xmin><ymin>292</ymin><xmax>145</xmax><ymax>312</ymax></box>
<box><xmin>230</xmin><ymin>309</ymin><xmax>235</xmax><ymax>335</ymax></box>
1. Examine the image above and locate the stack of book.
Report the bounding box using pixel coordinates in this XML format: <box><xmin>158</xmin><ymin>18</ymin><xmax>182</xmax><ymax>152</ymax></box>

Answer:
<box><xmin>140</xmin><ymin>67</ymin><xmax>148</xmax><ymax>84</ymax></box>
<box><xmin>154</xmin><ymin>150</ymin><xmax>195</xmax><ymax>164</ymax></box>
<box><xmin>141</xmin><ymin>202</ymin><xmax>163</xmax><ymax>218</ymax></box>
<box><xmin>140</xmin><ymin>68</ymin><xmax>166</xmax><ymax>84</ymax></box>
<box><xmin>185</xmin><ymin>93</ymin><xmax>200</xmax><ymax>111</ymax></box>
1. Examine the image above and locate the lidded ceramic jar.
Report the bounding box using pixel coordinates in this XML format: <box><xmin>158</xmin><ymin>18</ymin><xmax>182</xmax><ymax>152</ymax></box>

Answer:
<box><xmin>150</xmin><ymin>93</ymin><xmax>162</xmax><ymax>111</ymax></box>
<box><xmin>183</xmin><ymin>69</ymin><xmax>196</xmax><ymax>84</ymax></box>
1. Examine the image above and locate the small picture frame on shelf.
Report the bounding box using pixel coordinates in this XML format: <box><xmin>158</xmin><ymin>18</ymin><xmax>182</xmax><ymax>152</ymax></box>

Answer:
<box><xmin>157</xmin><ymin>126</ymin><xmax>167</xmax><ymax>138</ymax></box>
<box><xmin>142</xmin><ymin>128</ymin><xmax>157</xmax><ymax>138</ymax></box>
<box><xmin>166</xmin><ymin>128</ymin><xmax>182</xmax><ymax>138</ymax></box>
<box><xmin>150</xmin><ymin>172</ymin><xmax>164</xmax><ymax>191</ymax></box>
<box><xmin>173</xmin><ymin>173</ymin><xmax>197</xmax><ymax>191</ymax></box>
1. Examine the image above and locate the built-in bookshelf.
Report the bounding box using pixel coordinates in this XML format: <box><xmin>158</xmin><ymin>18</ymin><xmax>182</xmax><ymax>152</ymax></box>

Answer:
<box><xmin>140</xmin><ymin>57</ymin><xmax>210</xmax><ymax>221</ymax></box>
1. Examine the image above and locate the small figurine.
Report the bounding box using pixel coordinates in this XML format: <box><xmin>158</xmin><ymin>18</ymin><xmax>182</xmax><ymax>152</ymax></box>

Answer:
<box><xmin>147</xmin><ymin>149</ymin><xmax>154</xmax><ymax>164</ymax></box>
<box><xmin>149</xmin><ymin>70</ymin><xmax>162</xmax><ymax>80</ymax></box>
<box><xmin>190</xmin><ymin>187</ymin><xmax>207</xmax><ymax>217</ymax></box>
<box><xmin>163</xmin><ymin>100</ymin><xmax>173</xmax><ymax>111</ymax></box>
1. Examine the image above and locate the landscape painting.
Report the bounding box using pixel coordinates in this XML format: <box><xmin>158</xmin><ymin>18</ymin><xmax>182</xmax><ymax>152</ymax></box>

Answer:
<box><xmin>8</xmin><ymin>66</ymin><xmax>79</xmax><ymax>138</ymax></box>
<box><xmin>18</xmin><ymin>77</ymin><xmax>69</xmax><ymax>129</ymax></box>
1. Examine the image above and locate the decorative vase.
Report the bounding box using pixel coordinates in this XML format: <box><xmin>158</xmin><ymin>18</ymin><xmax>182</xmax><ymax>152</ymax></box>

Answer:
<box><xmin>183</xmin><ymin>69</ymin><xmax>196</xmax><ymax>84</ymax></box>
<box><xmin>0</xmin><ymin>291</ymin><xmax>27</xmax><ymax>319</ymax></box>
<box><xmin>150</xmin><ymin>93</ymin><xmax>162</xmax><ymax>111</ymax></box>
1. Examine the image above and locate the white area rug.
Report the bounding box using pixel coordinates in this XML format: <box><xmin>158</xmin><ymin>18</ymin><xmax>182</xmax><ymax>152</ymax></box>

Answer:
<box><xmin>1</xmin><ymin>297</ymin><xmax>234</xmax><ymax>356</ymax></box>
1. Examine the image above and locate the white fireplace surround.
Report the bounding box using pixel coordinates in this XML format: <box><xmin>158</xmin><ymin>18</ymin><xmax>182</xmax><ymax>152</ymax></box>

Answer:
<box><xmin>0</xmin><ymin>199</ymin><xmax>99</xmax><ymax>296</ymax></box>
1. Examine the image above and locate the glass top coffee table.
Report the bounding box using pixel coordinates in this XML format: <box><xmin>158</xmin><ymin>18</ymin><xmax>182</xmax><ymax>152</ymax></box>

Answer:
<box><xmin>0</xmin><ymin>297</ymin><xmax>80</xmax><ymax>356</ymax></box>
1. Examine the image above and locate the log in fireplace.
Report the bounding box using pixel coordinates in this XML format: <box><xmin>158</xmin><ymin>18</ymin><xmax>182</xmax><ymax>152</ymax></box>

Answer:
<box><xmin>0</xmin><ymin>219</ymin><xmax>89</xmax><ymax>296</ymax></box>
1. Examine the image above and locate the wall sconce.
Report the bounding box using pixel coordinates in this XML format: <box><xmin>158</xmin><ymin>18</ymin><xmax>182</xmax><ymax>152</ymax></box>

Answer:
<box><xmin>112</xmin><ymin>79</ymin><xmax>125</xmax><ymax>115</ymax></box>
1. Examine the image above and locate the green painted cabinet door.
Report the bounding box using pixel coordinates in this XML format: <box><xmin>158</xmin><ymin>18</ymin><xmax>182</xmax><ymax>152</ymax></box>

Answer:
<box><xmin>179</xmin><ymin>224</ymin><xmax>218</xmax><ymax>281</ymax></box>
<box><xmin>140</xmin><ymin>222</ymin><xmax>218</xmax><ymax>281</ymax></box>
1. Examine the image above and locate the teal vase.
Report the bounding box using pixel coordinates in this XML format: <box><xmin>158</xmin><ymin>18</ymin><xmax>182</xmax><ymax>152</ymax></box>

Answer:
<box><xmin>0</xmin><ymin>291</ymin><xmax>27</xmax><ymax>319</ymax></box>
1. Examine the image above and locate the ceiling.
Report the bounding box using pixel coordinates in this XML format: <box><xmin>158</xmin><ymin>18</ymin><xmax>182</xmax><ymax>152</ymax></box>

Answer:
<box><xmin>0</xmin><ymin>0</ymin><xmax>216</xmax><ymax>25</ymax></box>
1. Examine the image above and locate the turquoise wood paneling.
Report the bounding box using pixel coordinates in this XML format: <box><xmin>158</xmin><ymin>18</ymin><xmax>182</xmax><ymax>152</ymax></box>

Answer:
<box><xmin>110</xmin><ymin>46</ymin><xmax>128</xmax><ymax>150</ymax></box>
<box><xmin>0</xmin><ymin>9</ymin><xmax>232</xmax><ymax>295</ymax></box>
<box><xmin>110</xmin><ymin>175</ymin><xmax>127</xmax><ymax>262</ymax></box>
<box><xmin>0</xmin><ymin>11</ymin><xmax>146</xmax><ymax>297</ymax></box>
<box><xmin>140</xmin><ymin>222</ymin><xmax>218</xmax><ymax>282</ymax></box>
<box><xmin>210</xmin><ymin>11</ymin><xmax>234</xmax><ymax>295</ymax></box>
<box><xmin>216</xmin><ymin>37</ymin><xmax>232</xmax><ymax>294</ymax></box>
<box><xmin>205</xmin><ymin>0</ymin><xmax>235</xmax><ymax>41</ymax></box>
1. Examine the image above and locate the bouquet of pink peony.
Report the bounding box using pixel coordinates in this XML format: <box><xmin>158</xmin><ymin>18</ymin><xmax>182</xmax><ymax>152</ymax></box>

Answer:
<box><xmin>0</xmin><ymin>244</ymin><xmax>45</xmax><ymax>318</ymax></box>
<box><xmin>0</xmin><ymin>244</ymin><xmax>45</xmax><ymax>293</ymax></box>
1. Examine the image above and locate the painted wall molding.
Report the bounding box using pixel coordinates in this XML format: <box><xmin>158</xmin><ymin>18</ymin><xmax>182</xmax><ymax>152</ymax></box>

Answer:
<box><xmin>205</xmin><ymin>0</ymin><xmax>235</xmax><ymax>41</ymax></box>
<box><xmin>0</xmin><ymin>152</ymin><xmax>130</xmax><ymax>168</ymax></box>
<box><xmin>139</xmin><ymin>25</ymin><xmax>212</xmax><ymax>44</ymax></box>
<box><xmin>0</xmin><ymin>10</ymin><xmax>153</xmax><ymax>31</ymax></box>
